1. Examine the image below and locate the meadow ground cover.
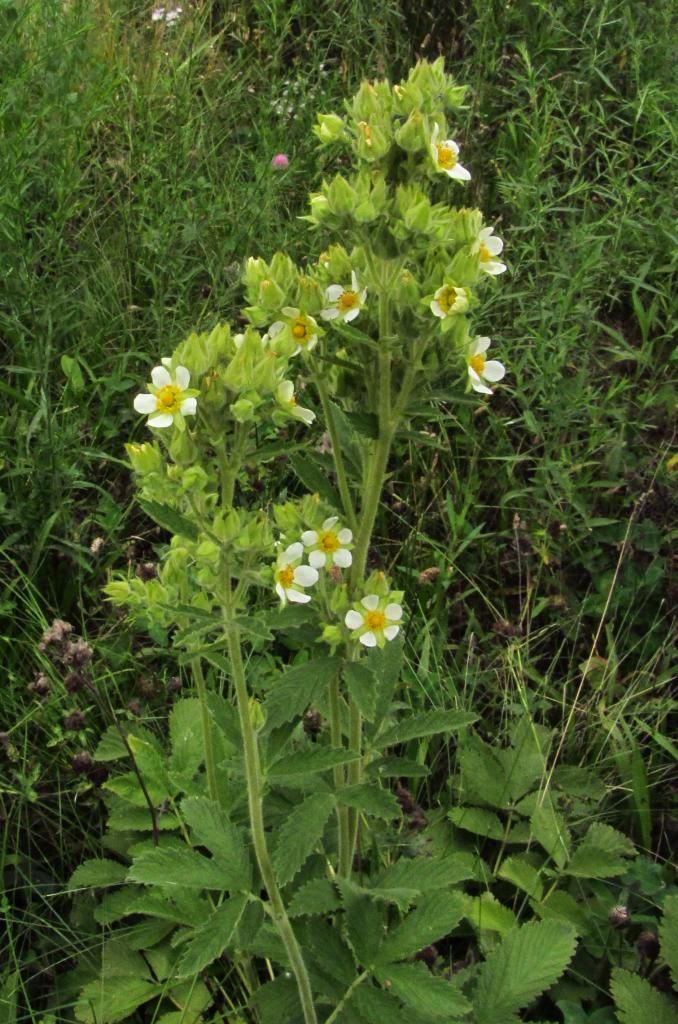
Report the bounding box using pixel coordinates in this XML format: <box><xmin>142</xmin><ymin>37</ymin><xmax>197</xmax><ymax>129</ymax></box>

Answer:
<box><xmin>1</xmin><ymin>1</ymin><xmax>676</xmax><ymax>1022</ymax></box>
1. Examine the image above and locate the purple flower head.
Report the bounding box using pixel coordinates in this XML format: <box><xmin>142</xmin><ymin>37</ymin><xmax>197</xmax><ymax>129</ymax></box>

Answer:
<box><xmin>271</xmin><ymin>153</ymin><xmax>290</xmax><ymax>170</ymax></box>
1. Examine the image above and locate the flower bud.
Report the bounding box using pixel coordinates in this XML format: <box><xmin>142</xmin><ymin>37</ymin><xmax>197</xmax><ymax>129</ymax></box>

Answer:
<box><xmin>308</xmin><ymin>193</ymin><xmax>331</xmax><ymax>223</ymax></box>
<box><xmin>71</xmin><ymin>751</ymin><xmax>92</xmax><ymax>774</ymax></box>
<box><xmin>64</xmin><ymin>709</ymin><xmax>86</xmax><ymax>731</ymax></box>
<box><xmin>248</xmin><ymin>698</ymin><xmax>265</xmax><ymax>732</ymax></box>
<box><xmin>394</xmin><ymin>110</ymin><xmax>426</xmax><ymax>153</ymax></box>
<box><xmin>327</xmin><ymin>174</ymin><xmax>357</xmax><ymax>216</ymax></box>
<box><xmin>314</xmin><ymin>113</ymin><xmax>345</xmax><ymax>143</ymax></box>
<box><xmin>636</xmin><ymin>930</ymin><xmax>659</xmax><ymax>959</ymax></box>
<box><xmin>125</xmin><ymin>442</ymin><xmax>163</xmax><ymax>476</ymax></box>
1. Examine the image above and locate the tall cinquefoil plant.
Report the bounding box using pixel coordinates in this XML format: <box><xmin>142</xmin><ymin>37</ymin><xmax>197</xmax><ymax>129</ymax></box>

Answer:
<box><xmin>69</xmin><ymin>61</ymin><xmax>575</xmax><ymax>1024</ymax></box>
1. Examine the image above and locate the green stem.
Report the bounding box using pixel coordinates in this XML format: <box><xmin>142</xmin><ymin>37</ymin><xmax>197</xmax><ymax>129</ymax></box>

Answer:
<box><xmin>324</xmin><ymin>971</ymin><xmax>370</xmax><ymax>1024</ymax></box>
<box><xmin>329</xmin><ymin>673</ymin><xmax>351</xmax><ymax>876</ymax></box>
<box><xmin>220</xmin><ymin>422</ymin><xmax>247</xmax><ymax>508</ymax></box>
<box><xmin>313</xmin><ymin>369</ymin><xmax>358</xmax><ymax>533</ymax></box>
<box><xmin>191</xmin><ymin>658</ymin><xmax>219</xmax><ymax>804</ymax></box>
<box><xmin>223</xmin><ymin>589</ymin><xmax>317</xmax><ymax>1024</ymax></box>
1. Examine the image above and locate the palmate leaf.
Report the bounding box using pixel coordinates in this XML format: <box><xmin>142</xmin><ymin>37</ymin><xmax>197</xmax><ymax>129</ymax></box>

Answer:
<box><xmin>375</xmin><ymin>962</ymin><xmax>471</xmax><ymax>1018</ymax></box>
<box><xmin>175</xmin><ymin>894</ymin><xmax>249</xmax><ymax>977</ymax></box>
<box><xmin>472</xmin><ymin>919</ymin><xmax>578</xmax><ymax>1024</ymax></box>
<box><xmin>659</xmin><ymin>894</ymin><xmax>678</xmax><ymax>984</ymax></box>
<box><xmin>610</xmin><ymin>969</ymin><xmax>677</xmax><ymax>1024</ymax></box>
<box><xmin>272</xmin><ymin>793</ymin><xmax>335</xmax><ymax>885</ymax></box>
<box><xmin>181</xmin><ymin>796</ymin><xmax>251</xmax><ymax>890</ymax></box>
<box><xmin>376</xmin><ymin>892</ymin><xmax>465</xmax><ymax>966</ymax></box>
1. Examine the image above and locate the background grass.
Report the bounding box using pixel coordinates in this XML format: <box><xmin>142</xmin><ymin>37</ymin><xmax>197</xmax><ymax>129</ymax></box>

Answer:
<box><xmin>1</xmin><ymin>0</ymin><xmax>675</xmax><ymax>1019</ymax></box>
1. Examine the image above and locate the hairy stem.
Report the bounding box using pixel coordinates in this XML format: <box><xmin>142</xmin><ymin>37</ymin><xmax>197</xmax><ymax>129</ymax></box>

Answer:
<box><xmin>313</xmin><ymin>369</ymin><xmax>358</xmax><ymax>533</ymax></box>
<box><xmin>191</xmin><ymin>658</ymin><xmax>219</xmax><ymax>805</ymax></box>
<box><xmin>329</xmin><ymin>673</ymin><xmax>351</xmax><ymax>875</ymax></box>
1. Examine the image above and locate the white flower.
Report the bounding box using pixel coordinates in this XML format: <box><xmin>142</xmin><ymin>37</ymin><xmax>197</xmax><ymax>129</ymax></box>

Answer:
<box><xmin>473</xmin><ymin>227</ymin><xmax>506</xmax><ymax>276</ymax></box>
<box><xmin>345</xmin><ymin>594</ymin><xmax>403</xmax><ymax>648</ymax></box>
<box><xmin>301</xmin><ymin>517</ymin><xmax>353</xmax><ymax>569</ymax></box>
<box><xmin>274</xmin><ymin>542</ymin><xmax>319</xmax><ymax>605</ymax></box>
<box><xmin>133</xmin><ymin>364</ymin><xmax>198</xmax><ymax>429</ymax></box>
<box><xmin>275</xmin><ymin>381</ymin><xmax>315</xmax><ymax>425</ymax></box>
<box><xmin>321</xmin><ymin>271</ymin><xmax>367</xmax><ymax>323</ymax></box>
<box><xmin>269</xmin><ymin>308</ymin><xmax>321</xmax><ymax>354</ymax></box>
<box><xmin>430</xmin><ymin>124</ymin><xmax>471</xmax><ymax>181</ymax></box>
<box><xmin>466</xmin><ymin>337</ymin><xmax>506</xmax><ymax>395</ymax></box>
<box><xmin>430</xmin><ymin>284</ymin><xmax>470</xmax><ymax>319</ymax></box>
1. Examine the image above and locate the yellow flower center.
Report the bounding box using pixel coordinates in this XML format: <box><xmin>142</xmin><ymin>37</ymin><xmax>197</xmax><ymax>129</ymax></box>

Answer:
<box><xmin>277</xmin><ymin>566</ymin><xmax>295</xmax><ymax>588</ymax></box>
<box><xmin>319</xmin><ymin>531</ymin><xmax>340</xmax><ymax>553</ymax></box>
<box><xmin>292</xmin><ymin>320</ymin><xmax>308</xmax><ymax>339</ymax></box>
<box><xmin>338</xmin><ymin>290</ymin><xmax>359</xmax><ymax>311</ymax></box>
<box><xmin>479</xmin><ymin>242</ymin><xmax>491</xmax><ymax>262</ymax></box>
<box><xmin>155</xmin><ymin>384</ymin><xmax>182</xmax><ymax>413</ymax></box>
<box><xmin>470</xmin><ymin>354</ymin><xmax>486</xmax><ymax>375</ymax></box>
<box><xmin>437</xmin><ymin>287</ymin><xmax>454</xmax><ymax>314</ymax></box>
<box><xmin>436</xmin><ymin>144</ymin><xmax>457</xmax><ymax>170</ymax></box>
<box><xmin>365</xmin><ymin>610</ymin><xmax>386</xmax><ymax>631</ymax></box>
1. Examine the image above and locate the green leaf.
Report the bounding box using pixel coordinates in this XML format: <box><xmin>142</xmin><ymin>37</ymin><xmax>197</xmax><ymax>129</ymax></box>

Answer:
<box><xmin>472</xmin><ymin>920</ymin><xmax>578</xmax><ymax>1024</ymax></box>
<box><xmin>139</xmin><ymin>500</ymin><xmax>199</xmax><ymax>540</ymax></box>
<box><xmin>127</xmin><ymin>848</ymin><xmax>231</xmax><ymax>890</ymax></box>
<box><xmin>61</xmin><ymin>353</ymin><xmax>85</xmax><ymax>392</ymax></box>
<box><xmin>344</xmin><ymin>409</ymin><xmax>379</xmax><ymax>439</ymax></box>
<box><xmin>533</xmin><ymin>890</ymin><xmax>590</xmax><ymax>936</ymax></box>
<box><xmin>288</xmin><ymin>878</ymin><xmax>341</xmax><ymax>918</ymax></box>
<box><xmin>372</xmin><ymin>637</ymin><xmax>404</xmax><ymax>725</ymax></box>
<box><xmin>305</xmin><ymin>918</ymin><xmax>357</xmax><ymax>985</ymax></box>
<box><xmin>263</xmin><ymin>657</ymin><xmax>341</xmax><ymax>731</ymax></box>
<box><xmin>344</xmin><ymin>661</ymin><xmax>378</xmax><ymax>721</ymax></box>
<box><xmin>289</xmin><ymin>453</ymin><xmax>341</xmax><ymax>507</ymax></box>
<box><xmin>530</xmin><ymin>796</ymin><xmax>571</xmax><ymax>868</ymax></box>
<box><xmin>272</xmin><ymin>793</ymin><xmax>335</xmax><ymax>885</ymax></box>
<box><xmin>369</xmin><ymin>755</ymin><xmax>430</xmax><ymax>778</ymax></box>
<box><xmin>127</xmin><ymin>734</ymin><xmax>172</xmax><ymax>803</ymax></box>
<box><xmin>175</xmin><ymin>895</ymin><xmax>248</xmax><ymax>977</ymax></box>
<box><xmin>352</xmin><ymin>983</ymin><xmax>423</xmax><ymax>1024</ymax></box>
<box><xmin>374</xmin><ymin>710</ymin><xmax>476</xmax><ymax>749</ymax></box>
<box><xmin>125</xmin><ymin>888</ymin><xmax>210</xmax><ymax>928</ymax></box>
<box><xmin>267</xmin><ymin>746</ymin><xmax>359</xmax><ymax>779</ymax></box>
<box><xmin>565</xmin><ymin>823</ymin><xmax>636</xmax><ymax>879</ymax></box>
<box><xmin>252</xmin><ymin>976</ymin><xmax>302</xmax><ymax>1024</ymax></box>
<box><xmin>181</xmin><ymin>797</ymin><xmax>251</xmax><ymax>891</ymax></box>
<box><xmin>448</xmin><ymin>806</ymin><xmax>505</xmax><ymax>840</ymax></box>
<box><xmin>336</xmin><ymin>783</ymin><xmax>400</xmax><ymax>820</ymax></box>
<box><xmin>168</xmin><ymin>698</ymin><xmax>204</xmax><ymax>781</ymax></box>
<box><xmin>76</xmin><ymin>979</ymin><xmax>161</xmax><ymax>1024</ymax></box>
<box><xmin>375</xmin><ymin>962</ymin><xmax>471</xmax><ymax>1018</ymax></box>
<box><xmin>610</xmin><ymin>969</ymin><xmax>677</xmax><ymax>1024</ymax></box>
<box><xmin>68</xmin><ymin>859</ymin><xmax>128</xmax><ymax>891</ymax></box>
<box><xmin>458</xmin><ymin>735</ymin><xmax>510</xmax><ymax>809</ymax></box>
<box><xmin>464</xmin><ymin>892</ymin><xmax>517</xmax><ymax>938</ymax></box>
<box><xmin>377</xmin><ymin>892</ymin><xmax>465</xmax><ymax>965</ymax></box>
<box><xmin>373</xmin><ymin>854</ymin><xmax>476</xmax><ymax>908</ymax></box>
<box><xmin>659</xmin><ymin>894</ymin><xmax>678</xmax><ymax>983</ymax></box>
<box><xmin>498</xmin><ymin>856</ymin><xmax>544</xmax><ymax>901</ymax></box>
<box><xmin>338</xmin><ymin>880</ymin><xmax>386</xmax><ymax>968</ymax></box>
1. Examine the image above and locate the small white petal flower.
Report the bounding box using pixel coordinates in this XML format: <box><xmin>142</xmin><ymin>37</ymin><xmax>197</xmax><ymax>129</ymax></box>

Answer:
<box><xmin>344</xmin><ymin>594</ymin><xmax>404</xmax><ymax>648</ymax></box>
<box><xmin>473</xmin><ymin>226</ymin><xmax>507</xmax><ymax>275</ymax></box>
<box><xmin>430</xmin><ymin>284</ymin><xmax>470</xmax><ymax>320</ymax></box>
<box><xmin>269</xmin><ymin>308</ymin><xmax>322</xmax><ymax>355</ymax></box>
<box><xmin>275</xmin><ymin>380</ymin><xmax>315</xmax><ymax>426</ymax></box>
<box><xmin>321</xmin><ymin>270</ymin><xmax>367</xmax><ymax>322</ymax></box>
<box><xmin>273</xmin><ymin>542</ymin><xmax>319</xmax><ymax>605</ymax></box>
<box><xmin>430</xmin><ymin>124</ymin><xmax>471</xmax><ymax>181</ymax></box>
<box><xmin>302</xmin><ymin>516</ymin><xmax>353</xmax><ymax>569</ymax></box>
<box><xmin>134</xmin><ymin>364</ymin><xmax>199</xmax><ymax>430</ymax></box>
<box><xmin>466</xmin><ymin>336</ymin><xmax>506</xmax><ymax>395</ymax></box>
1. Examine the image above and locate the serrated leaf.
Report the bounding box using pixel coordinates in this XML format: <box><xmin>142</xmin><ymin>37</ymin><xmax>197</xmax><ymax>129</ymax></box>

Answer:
<box><xmin>344</xmin><ymin>661</ymin><xmax>378</xmax><ymax>721</ymax></box>
<box><xmin>372</xmin><ymin>636</ymin><xmax>404</xmax><ymax>725</ymax></box>
<box><xmin>377</xmin><ymin>892</ymin><xmax>465</xmax><ymax>965</ymax></box>
<box><xmin>530</xmin><ymin>796</ymin><xmax>571</xmax><ymax>868</ymax></box>
<box><xmin>565</xmin><ymin>822</ymin><xmax>635</xmax><ymax>879</ymax></box>
<box><xmin>127</xmin><ymin>847</ymin><xmax>231</xmax><ymax>890</ymax></box>
<box><xmin>94</xmin><ymin>724</ymin><xmax>131</xmax><ymax>762</ymax></box>
<box><xmin>448</xmin><ymin>806</ymin><xmax>505</xmax><ymax>840</ymax></box>
<box><xmin>288</xmin><ymin>878</ymin><xmax>341</xmax><ymax>918</ymax></box>
<box><xmin>181</xmin><ymin>797</ymin><xmax>251</xmax><ymax>891</ymax></box>
<box><xmin>289</xmin><ymin>453</ymin><xmax>341</xmax><ymax>507</ymax></box>
<box><xmin>168</xmin><ymin>699</ymin><xmax>204</xmax><ymax>780</ymax></box>
<box><xmin>610</xmin><ymin>969</ymin><xmax>677</xmax><ymax>1024</ymax></box>
<box><xmin>533</xmin><ymin>889</ymin><xmax>590</xmax><ymax>935</ymax></box>
<box><xmin>175</xmin><ymin>895</ymin><xmax>248</xmax><ymax>977</ymax></box>
<box><xmin>369</xmin><ymin>755</ymin><xmax>430</xmax><ymax>778</ymax></box>
<box><xmin>498</xmin><ymin>856</ymin><xmax>544</xmax><ymax>901</ymax></box>
<box><xmin>352</xmin><ymin>982</ymin><xmax>422</xmax><ymax>1024</ymax></box>
<box><xmin>272</xmin><ymin>793</ymin><xmax>335</xmax><ymax>885</ymax></box>
<box><xmin>659</xmin><ymin>893</ymin><xmax>678</xmax><ymax>983</ymax></box>
<box><xmin>375</xmin><ymin>962</ymin><xmax>471</xmax><ymax>1018</ymax></box>
<box><xmin>252</xmin><ymin>976</ymin><xmax>302</xmax><ymax>1024</ymax></box>
<box><xmin>458</xmin><ymin>735</ymin><xmax>510</xmax><ymax>809</ymax></box>
<box><xmin>139</xmin><ymin>500</ymin><xmax>198</xmax><ymax>540</ymax></box>
<box><xmin>75</xmin><ymin>979</ymin><xmax>161</xmax><ymax>1024</ymax></box>
<box><xmin>125</xmin><ymin>888</ymin><xmax>210</xmax><ymax>928</ymax></box>
<box><xmin>374</xmin><ymin>710</ymin><xmax>477</xmax><ymax>749</ymax></box>
<box><xmin>263</xmin><ymin>657</ymin><xmax>341</xmax><ymax>731</ymax></box>
<box><xmin>127</xmin><ymin>734</ymin><xmax>172</xmax><ymax>802</ymax></box>
<box><xmin>305</xmin><ymin>918</ymin><xmax>357</xmax><ymax>985</ymax></box>
<box><xmin>337</xmin><ymin>880</ymin><xmax>386</xmax><ymax>967</ymax></box>
<box><xmin>68</xmin><ymin>859</ymin><xmax>127</xmax><ymax>891</ymax></box>
<box><xmin>472</xmin><ymin>920</ymin><xmax>578</xmax><ymax>1024</ymax></box>
<box><xmin>374</xmin><ymin>854</ymin><xmax>476</xmax><ymax>907</ymax></box>
<box><xmin>268</xmin><ymin>746</ymin><xmax>359</xmax><ymax>779</ymax></box>
<box><xmin>465</xmin><ymin>892</ymin><xmax>517</xmax><ymax>938</ymax></box>
<box><xmin>125</xmin><ymin>918</ymin><xmax>174</xmax><ymax>950</ymax></box>
<box><xmin>336</xmin><ymin>783</ymin><xmax>400</xmax><ymax>820</ymax></box>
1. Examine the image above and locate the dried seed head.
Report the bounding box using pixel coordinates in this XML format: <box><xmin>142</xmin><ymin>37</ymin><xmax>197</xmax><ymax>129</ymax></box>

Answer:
<box><xmin>64</xmin><ymin>671</ymin><xmax>86</xmax><ymax>694</ymax></box>
<box><xmin>71</xmin><ymin>751</ymin><xmax>93</xmax><ymax>774</ymax></box>
<box><xmin>87</xmin><ymin>762</ymin><xmax>109</xmax><ymax>786</ymax></box>
<box><xmin>303</xmin><ymin>708</ymin><xmax>322</xmax><ymax>735</ymax></box>
<box><xmin>64</xmin><ymin>639</ymin><xmax>93</xmax><ymax>667</ymax></box>
<box><xmin>136</xmin><ymin>676</ymin><xmax>158</xmax><ymax>699</ymax></box>
<box><xmin>167</xmin><ymin>675</ymin><xmax>182</xmax><ymax>694</ymax></box>
<box><xmin>637</xmin><ymin>930</ymin><xmax>660</xmax><ymax>959</ymax></box>
<box><xmin>39</xmin><ymin>618</ymin><xmax>73</xmax><ymax>651</ymax></box>
<box><xmin>127</xmin><ymin>698</ymin><xmax>143</xmax><ymax>717</ymax></box>
<box><xmin>64</xmin><ymin>710</ymin><xmax>86</xmax><ymax>731</ymax></box>
<box><xmin>29</xmin><ymin>674</ymin><xmax>51</xmax><ymax>697</ymax></box>
<box><xmin>137</xmin><ymin>562</ymin><xmax>157</xmax><ymax>581</ymax></box>
<box><xmin>89</xmin><ymin>536</ymin><xmax>105</xmax><ymax>556</ymax></box>
<box><xmin>608</xmin><ymin>905</ymin><xmax>631</xmax><ymax>929</ymax></box>
<box><xmin>418</xmin><ymin>566</ymin><xmax>440</xmax><ymax>585</ymax></box>
<box><xmin>415</xmin><ymin>945</ymin><xmax>438</xmax><ymax>968</ymax></box>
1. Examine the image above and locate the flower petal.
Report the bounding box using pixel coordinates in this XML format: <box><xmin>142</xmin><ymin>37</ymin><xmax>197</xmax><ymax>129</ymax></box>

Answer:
<box><xmin>151</xmin><ymin>365</ymin><xmax>172</xmax><ymax>389</ymax></box>
<box><xmin>345</xmin><ymin>610</ymin><xmax>364</xmax><ymax>630</ymax></box>
<box><xmin>175</xmin><ymin>366</ymin><xmax>190</xmax><ymax>390</ymax></box>
<box><xmin>287</xmin><ymin>589</ymin><xmax>311</xmax><ymax>604</ymax></box>
<box><xmin>473</xmin><ymin>336</ymin><xmax>492</xmax><ymax>355</ymax></box>
<box><xmin>322</xmin><ymin>517</ymin><xmax>338</xmax><ymax>530</ymax></box>
<box><xmin>269</xmin><ymin>321</ymin><xmax>284</xmax><ymax>337</ymax></box>
<box><xmin>383</xmin><ymin>625</ymin><xmax>400</xmax><ymax>641</ymax></box>
<box><xmin>479</xmin><ymin>227</ymin><xmax>493</xmax><ymax>242</ymax></box>
<box><xmin>450</xmin><ymin>163</ymin><xmax>471</xmax><ymax>181</ymax></box>
<box><xmin>361</xmin><ymin>594</ymin><xmax>379</xmax><ymax>611</ymax></box>
<box><xmin>384</xmin><ymin>603</ymin><xmax>402</xmax><ymax>621</ymax></box>
<box><xmin>344</xmin><ymin>307</ymin><xmax>361</xmax><ymax>323</ymax></box>
<box><xmin>275</xmin><ymin>583</ymin><xmax>286</xmax><ymax>604</ymax></box>
<box><xmin>294</xmin><ymin>565</ymin><xmax>319</xmax><ymax>587</ymax></box>
<box><xmin>301</xmin><ymin>530</ymin><xmax>318</xmax><ymax>547</ymax></box>
<box><xmin>147</xmin><ymin>412</ymin><xmax>173</xmax><ymax>428</ymax></box>
<box><xmin>283</xmin><ymin>542</ymin><xmax>303</xmax><ymax>562</ymax></box>
<box><xmin>308</xmin><ymin>550</ymin><xmax>326</xmax><ymax>569</ymax></box>
<box><xmin>471</xmin><ymin>379</ymin><xmax>493</xmax><ymax>395</ymax></box>
<box><xmin>359</xmin><ymin>631</ymin><xmax>377</xmax><ymax>647</ymax></box>
<box><xmin>326</xmin><ymin>285</ymin><xmax>344</xmax><ymax>302</ymax></box>
<box><xmin>180</xmin><ymin>397</ymin><xmax>197</xmax><ymax>416</ymax></box>
<box><xmin>482</xmin><ymin>360</ymin><xmax>505</xmax><ymax>383</ymax></box>
<box><xmin>320</xmin><ymin>307</ymin><xmax>340</xmax><ymax>320</ymax></box>
<box><xmin>484</xmin><ymin>260</ymin><xmax>507</xmax><ymax>275</ymax></box>
<box><xmin>430</xmin><ymin>300</ymin><xmax>445</xmax><ymax>318</ymax></box>
<box><xmin>337</xmin><ymin>529</ymin><xmax>352</xmax><ymax>544</ymax></box>
<box><xmin>486</xmin><ymin>236</ymin><xmax>503</xmax><ymax>256</ymax></box>
<box><xmin>294</xmin><ymin>406</ymin><xmax>316</xmax><ymax>425</ymax></box>
<box><xmin>278</xmin><ymin>380</ymin><xmax>294</xmax><ymax>402</ymax></box>
<box><xmin>134</xmin><ymin>393</ymin><xmax>157</xmax><ymax>414</ymax></box>
<box><xmin>333</xmin><ymin>549</ymin><xmax>352</xmax><ymax>568</ymax></box>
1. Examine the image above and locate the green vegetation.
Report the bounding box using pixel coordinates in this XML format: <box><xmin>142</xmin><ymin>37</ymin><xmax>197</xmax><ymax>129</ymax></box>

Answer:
<box><xmin>1</xmin><ymin>1</ymin><xmax>675</xmax><ymax>1022</ymax></box>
